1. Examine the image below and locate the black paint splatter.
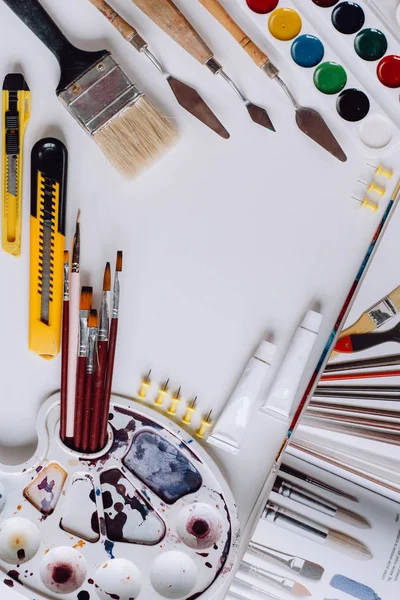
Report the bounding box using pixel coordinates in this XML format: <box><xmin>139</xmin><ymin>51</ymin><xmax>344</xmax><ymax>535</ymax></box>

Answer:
<box><xmin>77</xmin><ymin>591</ymin><xmax>90</xmax><ymax>600</ymax></box>
<box><xmin>4</xmin><ymin>579</ymin><xmax>13</xmax><ymax>587</ymax></box>
<box><xmin>7</xmin><ymin>570</ymin><xmax>22</xmax><ymax>585</ymax></box>
<box><xmin>205</xmin><ymin>562</ymin><xmax>212</xmax><ymax>569</ymax></box>
<box><xmin>17</xmin><ymin>549</ymin><xmax>25</xmax><ymax>561</ymax></box>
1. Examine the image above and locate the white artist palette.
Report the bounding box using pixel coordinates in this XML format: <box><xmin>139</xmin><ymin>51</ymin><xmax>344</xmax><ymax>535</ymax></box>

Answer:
<box><xmin>0</xmin><ymin>394</ymin><xmax>239</xmax><ymax>600</ymax></box>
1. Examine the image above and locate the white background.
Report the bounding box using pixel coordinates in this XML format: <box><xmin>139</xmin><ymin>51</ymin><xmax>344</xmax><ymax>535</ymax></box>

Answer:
<box><xmin>0</xmin><ymin>0</ymin><xmax>399</xmax><ymax>598</ymax></box>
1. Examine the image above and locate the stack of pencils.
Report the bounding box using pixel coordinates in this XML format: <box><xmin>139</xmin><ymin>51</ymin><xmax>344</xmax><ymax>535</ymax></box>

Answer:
<box><xmin>59</xmin><ymin>212</ymin><xmax>123</xmax><ymax>453</ymax></box>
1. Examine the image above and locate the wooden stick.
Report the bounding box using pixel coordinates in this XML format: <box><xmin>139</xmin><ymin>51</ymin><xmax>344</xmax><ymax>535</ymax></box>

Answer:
<box><xmin>89</xmin><ymin>0</ymin><xmax>139</xmax><ymax>41</ymax></box>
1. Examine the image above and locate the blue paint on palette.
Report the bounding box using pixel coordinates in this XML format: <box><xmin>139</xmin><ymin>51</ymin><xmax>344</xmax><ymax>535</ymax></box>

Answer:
<box><xmin>291</xmin><ymin>34</ymin><xmax>324</xmax><ymax>67</ymax></box>
<box><xmin>330</xmin><ymin>575</ymin><xmax>381</xmax><ymax>600</ymax></box>
<box><xmin>123</xmin><ymin>431</ymin><xmax>202</xmax><ymax>504</ymax></box>
<box><xmin>104</xmin><ymin>539</ymin><xmax>115</xmax><ymax>560</ymax></box>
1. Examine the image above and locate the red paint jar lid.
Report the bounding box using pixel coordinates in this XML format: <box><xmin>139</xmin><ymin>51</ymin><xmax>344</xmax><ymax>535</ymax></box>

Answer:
<box><xmin>246</xmin><ymin>0</ymin><xmax>279</xmax><ymax>14</ymax></box>
<box><xmin>377</xmin><ymin>55</ymin><xmax>400</xmax><ymax>88</ymax></box>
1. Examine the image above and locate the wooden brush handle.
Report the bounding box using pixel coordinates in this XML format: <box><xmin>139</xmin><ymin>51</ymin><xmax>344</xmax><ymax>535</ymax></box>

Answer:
<box><xmin>60</xmin><ymin>300</ymin><xmax>69</xmax><ymax>442</ymax></box>
<box><xmin>89</xmin><ymin>0</ymin><xmax>139</xmax><ymax>42</ymax></box>
<box><xmin>198</xmin><ymin>0</ymin><xmax>269</xmax><ymax>67</ymax></box>
<box><xmin>73</xmin><ymin>356</ymin><xmax>86</xmax><ymax>450</ymax></box>
<box><xmin>89</xmin><ymin>340</ymin><xmax>108</xmax><ymax>453</ymax></box>
<box><xmin>99</xmin><ymin>318</ymin><xmax>118</xmax><ymax>449</ymax></box>
<box><xmin>130</xmin><ymin>0</ymin><xmax>213</xmax><ymax>64</ymax></box>
<box><xmin>81</xmin><ymin>372</ymin><xmax>94</xmax><ymax>453</ymax></box>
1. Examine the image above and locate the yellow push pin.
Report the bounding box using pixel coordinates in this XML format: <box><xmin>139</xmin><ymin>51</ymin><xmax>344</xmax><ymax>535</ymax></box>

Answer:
<box><xmin>196</xmin><ymin>410</ymin><xmax>213</xmax><ymax>439</ymax></box>
<box><xmin>138</xmin><ymin>370</ymin><xmax>152</xmax><ymax>399</ymax></box>
<box><xmin>367</xmin><ymin>163</ymin><xmax>393</xmax><ymax>180</ymax></box>
<box><xmin>155</xmin><ymin>379</ymin><xmax>169</xmax><ymax>406</ymax></box>
<box><xmin>352</xmin><ymin>196</ymin><xmax>378</xmax><ymax>212</ymax></box>
<box><xmin>357</xmin><ymin>179</ymin><xmax>385</xmax><ymax>197</ymax></box>
<box><xmin>182</xmin><ymin>397</ymin><xmax>197</xmax><ymax>425</ymax></box>
<box><xmin>167</xmin><ymin>387</ymin><xmax>182</xmax><ymax>415</ymax></box>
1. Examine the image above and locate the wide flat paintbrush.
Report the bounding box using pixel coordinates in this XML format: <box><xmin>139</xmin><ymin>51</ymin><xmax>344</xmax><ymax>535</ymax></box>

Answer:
<box><xmin>99</xmin><ymin>251</ymin><xmax>122</xmax><ymax>449</ymax></box>
<box><xmin>197</xmin><ymin>0</ymin><xmax>346</xmax><ymax>161</ymax></box>
<box><xmin>280</xmin><ymin>464</ymin><xmax>358</xmax><ymax>503</ymax></box>
<box><xmin>81</xmin><ymin>309</ymin><xmax>98</xmax><ymax>453</ymax></box>
<box><xmin>130</xmin><ymin>0</ymin><xmax>274</xmax><ymax>130</ymax></box>
<box><xmin>335</xmin><ymin>321</ymin><xmax>400</xmax><ymax>354</ymax></box>
<box><xmin>247</xmin><ymin>542</ymin><xmax>324</xmax><ymax>580</ymax></box>
<box><xmin>239</xmin><ymin>560</ymin><xmax>311</xmax><ymax>597</ymax></box>
<box><xmin>73</xmin><ymin>286</ymin><xmax>93</xmax><ymax>451</ymax></box>
<box><xmin>88</xmin><ymin>0</ymin><xmax>229</xmax><ymax>139</ymax></box>
<box><xmin>60</xmin><ymin>251</ymin><xmax>70</xmax><ymax>442</ymax></box>
<box><xmin>272</xmin><ymin>476</ymin><xmax>370</xmax><ymax>529</ymax></box>
<box><xmin>66</xmin><ymin>212</ymin><xmax>80</xmax><ymax>444</ymax></box>
<box><xmin>89</xmin><ymin>263</ymin><xmax>111</xmax><ymax>453</ymax></box>
<box><xmin>3</xmin><ymin>0</ymin><xmax>176</xmax><ymax>178</ymax></box>
<box><xmin>263</xmin><ymin>502</ymin><xmax>372</xmax><ymax>560</ymax></box>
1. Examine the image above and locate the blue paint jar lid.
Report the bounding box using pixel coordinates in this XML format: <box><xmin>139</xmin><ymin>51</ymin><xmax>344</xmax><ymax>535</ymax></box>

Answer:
<box><xmin>291</xmin><ymin>34</ymin><xmax>325</xmax><ymax>68</ymax></box>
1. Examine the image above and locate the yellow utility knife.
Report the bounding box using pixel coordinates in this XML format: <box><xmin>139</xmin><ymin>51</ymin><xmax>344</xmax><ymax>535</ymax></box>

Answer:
<box><xmin>2</xmin><ymin>74</ymin><xmax>30</xmax><ymax>257</ymax></box>
<box><xmin>29</xmin><ymin>138</ymin><xmax>68</xmax><ymax>360</ymax></box>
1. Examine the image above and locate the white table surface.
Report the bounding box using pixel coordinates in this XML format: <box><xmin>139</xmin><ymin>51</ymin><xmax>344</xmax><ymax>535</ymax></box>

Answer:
<box><xmin>0</xmin><ymin>0</ymin><xmax>399</xmax><ymax>598</ymax></box>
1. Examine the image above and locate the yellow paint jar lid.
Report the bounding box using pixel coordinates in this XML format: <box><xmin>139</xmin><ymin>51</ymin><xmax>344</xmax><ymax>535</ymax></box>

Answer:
<box><xmin>268</xmin><ymin>8</ymin><xmax>302</xmax><ymax>41</ymax></box>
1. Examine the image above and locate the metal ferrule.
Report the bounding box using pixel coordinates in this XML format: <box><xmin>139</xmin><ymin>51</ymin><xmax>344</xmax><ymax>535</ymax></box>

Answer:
<box><xmin>99</xmin><ymin>293</ymin><xmax>110</xmax><ymax>342</ymax></box>
<box><xmin>58</xmin><ymin>55</ymin><xmax>143</xmax><ymax>136</ymax></box>
<box><xmin>63</xmin><ymin>261</ymin><xmax>70</xmax><ymax>301</ymax></box>
<box><xmin>261</xmin><ymin>59</ymin><xmax>279</xmax><ymax>79</ymax></box>
<box><xmin>130</xmin><ymin>32</ymin><xmax>148</xmax><ymax>52</ymax></box>
<box><xmin>263</xmin><ymin>503</ymin><xmax>328</xmax><ymax>541</ymax></box>
<box><xmin>141</xmin><ymin>47</ymin><xmax>168</xmax><ymax>78</ymax></box>
<box><xmin>279</xmin><ymin>481</ymin><xmax>336</xmax><ymax>517</ymax></box>
<box><xmin>71</xmin><ymin>225</ymin><xmax>80</xmax><ymax>273</ymax></box>
<box><xmin>248</xmin><ymin>542</ymin><xmax>304</xmax><ymax>574</ymax></box>
<box><xmin>205</xmin><ymin>57</ymin><xmax>223</xmax><ymax>75</ymax></box>
<box><xmin>368</xmin><ymin>297</ymin><xmax>397</xmax><ymax>327</ymax></box>
<box><xmin>87</xmin><ymin>327</ymin><xmax>98</xmax><ymax>374</ymax></box>
<box><xmin>112</xmin><ymin>274</ymin><xmax>120</xmax><ymax>319</ymax></box>
<box><xmin>78</xmin><ymin>312</ymin><xmax>89</xmax><ymax>358</ymax></box>
<box><xmin>240</xmin><ymin>561</ymin><xmax>292</xmax><ymax>592</ymax></box>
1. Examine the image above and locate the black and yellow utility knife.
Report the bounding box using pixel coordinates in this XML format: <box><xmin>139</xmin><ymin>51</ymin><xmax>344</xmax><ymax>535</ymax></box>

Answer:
<box><xmin>2</xmin><ymin>74</ymin><xmax>30</xmax><ymax>257</ymax></box>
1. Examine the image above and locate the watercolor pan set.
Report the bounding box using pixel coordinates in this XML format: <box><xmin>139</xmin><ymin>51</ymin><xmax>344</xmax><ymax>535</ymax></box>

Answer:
<box><xmin>0</xmin><ymin>393</ymin><xmax>239</xmax><ymax>600</ymax></box>
<box><xmin>237</xmin><ymin>0</ymin><xmax>400</xmax><ymax>153</ymax></box>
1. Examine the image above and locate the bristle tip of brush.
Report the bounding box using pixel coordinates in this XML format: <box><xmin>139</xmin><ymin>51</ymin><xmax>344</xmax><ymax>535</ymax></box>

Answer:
<box><xmin>81</xmin><ymin>287</ymin><xmax>93</xmax><ymax>311</ymax></box>
<box><xmin>103</xmin><ymin>262</ymin><xmax>111</xmax><ymax>291</ymax></box>
<box><xmin>292</xmin><ymin>583</ymin><xmax>312</xmax><ymax>597</ymax></box>
<box><xmin>116</xmin><ymin>250</ymin><xmax>123</xmax><ymax>272</ymax></box>
<box><xmin>88</xmin><ymin>309</ymin><xmax>98</xmax><ymax>327</ymax></box>
<box><xmin>335</xmin><ymin>508</ymin><xmax>371</xmax><ymax>529</ymax></box>
<box><xmin>326</xmin><ymin>530</ymin><xmax>372</xmax><ymax>560</ymax></box>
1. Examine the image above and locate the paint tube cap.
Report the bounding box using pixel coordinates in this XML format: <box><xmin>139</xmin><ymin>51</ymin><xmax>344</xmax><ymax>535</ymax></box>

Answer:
<box><xmin>255</xmin><ymin>341</ymin><xmax>276</xmax><ymax>364</ymax></box>
<box><xmin>301</xmin><ymin>310</ymin><xmax>323</xmax><ymax>334</ymax></box>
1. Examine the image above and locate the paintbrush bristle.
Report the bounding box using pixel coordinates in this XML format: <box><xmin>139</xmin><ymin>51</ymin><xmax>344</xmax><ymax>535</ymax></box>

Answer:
<box><xmin>76</xmin><ymin>209</ymin><xmax>81</xmax><ymax>224</ymax></box>
<box><xmin>88</xmin><ymin>309</ymin><xmax>98</xmax><ymax>328</ymax></box>
<box><xmin>292</xmin><ymin>582</ymin><xmax>312</xmax><ymax>597</ymax></box>
<box><xmin>103</xmin><ymin>262</ymin><xmax>111</xmax><ymax>292</ymax></box>
<box><xmin>300</xmin><ymin>560</ymin><xmax>325</xmax><ymax>580</ymax></box>
<box><xmin>335</xmin><ymin>508</ymin><xmax>371</xmax><ymax>529</ymax></box>
<box><xmin>80</xmin><ymin>286</ymin><xmax>93</xmax><ymax>311</ymax></box>
<box><xmin>326</xmin><ymin>529</ymin><xmax>372</xmax><ymax>560</ymax></box>
<box><xmin>64</xmin><ymin>250</ymin><xmax>69</xmax><ymax>263</ymax></box>
<box><xmin>116</xmin><ymin>251</ymin><xmax>123</xmax><ymax>273</ymax></box>
<box><xmin>94</xmin><ymin>97</ymin><xmax>177</xmax><ymax>178</ymax></box>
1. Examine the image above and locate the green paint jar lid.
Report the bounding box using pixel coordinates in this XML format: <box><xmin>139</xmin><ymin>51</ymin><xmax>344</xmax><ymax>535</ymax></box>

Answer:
<box><xmin>313</xmin><ymin>61</ymin><xmax>347</xmax><ymax>94</ymax></box>
<box><xmin>355</xmin><ymin>28</ymin><xmax>388</xmax><ymax>61</ymax></box>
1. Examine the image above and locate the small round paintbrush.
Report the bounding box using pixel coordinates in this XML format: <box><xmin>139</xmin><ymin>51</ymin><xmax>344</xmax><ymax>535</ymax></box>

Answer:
<box><xmin>81</xmin><ymin>310</ymin><xmax>98</xmax><ymax>453</ymax></box>
<box><xmin>73</xmin><ymin>287</ymin><xmax>93</xmax><ymax>451</ymax></box>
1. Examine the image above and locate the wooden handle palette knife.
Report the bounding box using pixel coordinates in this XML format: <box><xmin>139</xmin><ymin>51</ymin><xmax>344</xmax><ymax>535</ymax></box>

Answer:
<box><xmin>87</xmin><ymin>0</ymin><xmax>229</xmax><ymax>138</ymax></box>
<box><xmin>197</xmin><ymin>0</ymin><xmax>347</xmax><ymax>161</ymax></box>
<box><xmin>130</xmin><ymin>0</ymin><xmax>275</xmax><ymax>131</ymax></box>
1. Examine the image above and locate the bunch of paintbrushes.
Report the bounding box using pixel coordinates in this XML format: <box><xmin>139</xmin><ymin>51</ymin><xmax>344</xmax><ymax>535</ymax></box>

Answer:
<box><xmin>60</xmin><ymin>213</ymin><xmax>122</xmax><ymax>452</ymax></box>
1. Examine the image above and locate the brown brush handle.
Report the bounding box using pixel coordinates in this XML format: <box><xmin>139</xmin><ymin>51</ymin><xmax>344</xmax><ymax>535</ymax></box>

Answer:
<box><xmin>198</xmin><ymin>0</ymin><xmax>269</xmax><ymax>67</ymax></box>
<box><xmin>89</xmin><ymin>340</ymin><xmax>108</xmax><ymax>453</ymax></box>
<box><xmin>130</xmin><ymin>0</ymin><xmax>213</xmax><ymax>64</ymax></box>
<box><xmin>88</xmin><ymin>0</ymin><xmax>145</xmax><ymax>47</ymax></box>
<box><xmin>60</xmin><ymin>300</ymin><xmax>69</xmax><ymax>442</ymax></box>
<box><xmin>73</xmin><ymin>356</ymin><xmax>87</xmax><ymax>450</ymax></box>
<box><xmin>99</xmin><ymin>318</ymin><xmax>118</xmax><ymax>449</ymax></box>
<box><xmin>81</xmin><ymin>371</ymin><xmax>94</xmax><ymax>453</ymax></box>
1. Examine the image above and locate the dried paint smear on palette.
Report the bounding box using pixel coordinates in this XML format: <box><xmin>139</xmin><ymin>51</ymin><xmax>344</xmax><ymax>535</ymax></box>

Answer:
<box><xmin>0</xmin><ymin>394</ymin><xmax>239</xmax><ymax>600</ymax></box>
<box><xmin>240</xmin><ymin>0</ymin><xmax>400</xmax><ymax>151</ymax></box>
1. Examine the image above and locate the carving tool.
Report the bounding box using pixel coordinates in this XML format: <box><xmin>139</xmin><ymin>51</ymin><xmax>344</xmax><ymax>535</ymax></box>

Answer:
<box><xmin>197</xmin><ymin>0</ymin><xmax>346</xmax><ymax>161</ymax></box>
<box><xmin>167</xmin><ymin>386</ymin><xmax>182</xmax><ymax>415</ymax></box>
<box><xmin>60</xmin><ymin>251</ymin><xmax>70</xmax><ymax>443</ymax></box>
<box><xmin>73</xmin><ymin>286</ymin><xmax>93</xmax><ymax>451</ymax></box>
<box><xmin>280</xmin><ymin>464</ymin><xmax>359</xmax><ymax>502</ymax></box>
<box><xmin>66</xmin><ymin>212</ymin><xmax>80</xmax><ymax>441</ymax></box>
<box><xmin>182</xmin><ymin>396</ymin><xmax>197</xmax><ymax>424</ymax></box>
<box><xmin>367</xmin><ymin>163</ymin><xmax>393</xmax><ymax>179</ymax></box>
<box><xmin>138</xmin><ymin>370</ymin><xmax>152</xmax><ymax>399</ymax></box>
<box><xmin>130</xmin><ymin>0</ymin><xmax>275</xmax><ymax>131</ymax></box>
<box><xmin>272</xmin><ymin>476</ymin><xmax>370</xmax><ymax>528</ymax></box>
<box><xmin>155</xmin><ymin>379</ymin><xmax>170</xmax><ymax>406</ymax></box>
<box><xmin>90</xmin><ymin>263</ymin><xmax>111</xmax><ymax>453</ymax></box>
<box><xmin>2</xmin><ymin>73</ymin><xmax>30</xmax><ymax>256</ymax></box>
<box><xmin>239</xmin><ymin>560</ymin><xmax>311</xmax><ymax>596</ymax></box>
<box><xmin>263</xmin><ymin>502</ymin><xmax>372</xmax><ymax>559</ymax></box>
<box><xmin>247</xmin><ymin>542</ymin><xmax>324</xmax><ymax>580</ymax></box>
<box><xmin>196</xmin><ymin>410</ymin><xmax>213</xmax><ymax>438</ymax></box>
<box><xmin>100</xmin><ymin>251</ymin><xmax>123</xmax><ymax>449</ymax></box>
<box><xmin>29</xmin><ymin>138</ymin><xmax>67</xmax><ymax>359</ymax></box>
<box><xmin>335</xmin><ymin>321</ymin><xmax>400</xmax><ymax>354</ymax></box>
<box><xmin>352</xmin><ymin>196</ymin><xmax>378</xmax><ymax>212</ymax></box>
<box><xmin>325</xmin><ymin>352</ymin><xmax>400</xmax><ymax>373</ymax></box>
<box><xmin>3</xmin><ymin>0</ymin><xmax>176</xmax><ymax>178</ymax></box>
<box><xmin>81</xmin><ymin>309</ymin><xmax>98</xmax><ymax>453</ymax></box>
<box><xmin>357</xmin><ymin>180</ymin><xmax>385</xmax><ymax>197</ymax></box>
<box><xmin>88</xmin><ymin>0</ymin><xmax>229</xmax><ymax>139</ymax></box>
